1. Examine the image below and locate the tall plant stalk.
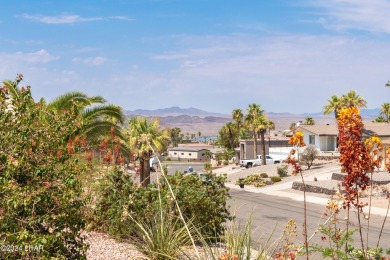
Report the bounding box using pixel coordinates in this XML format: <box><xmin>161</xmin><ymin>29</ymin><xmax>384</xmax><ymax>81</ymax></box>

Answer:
<box><xmin>149</xmin><ymin>144</ymin><xmax>200</xmax><ymax>259</ymax></box>
<box><xmin>300</xmin><ymin>172</ymin><xmax>309</xmax><ymax>259</ymax></box>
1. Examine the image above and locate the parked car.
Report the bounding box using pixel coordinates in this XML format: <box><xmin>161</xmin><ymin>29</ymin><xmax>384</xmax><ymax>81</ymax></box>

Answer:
<box><xmin>240</xmin><ymin>155</ymin><xmax>281</xmax><ymax>168</ymax></box>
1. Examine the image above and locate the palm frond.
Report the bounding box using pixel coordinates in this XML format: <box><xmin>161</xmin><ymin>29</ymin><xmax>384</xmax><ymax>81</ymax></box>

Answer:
<box><xmin>82</xmin><ymin>105</ymin><xmax>125</xmax><ymax>124</ymax></box>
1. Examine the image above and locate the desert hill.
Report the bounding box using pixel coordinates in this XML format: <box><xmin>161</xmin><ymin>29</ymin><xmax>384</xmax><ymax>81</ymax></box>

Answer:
<box><xmin>125</xmin><ymin>107</ymin><xmax>379</xmax><ymax>136</ymax></box>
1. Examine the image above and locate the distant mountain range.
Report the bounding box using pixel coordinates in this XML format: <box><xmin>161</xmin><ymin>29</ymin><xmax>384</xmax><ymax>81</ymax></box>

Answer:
<box><xmin>125</xmin><ymin>106</ymin><xmax>229</xmax><ymax>118</ymax></box>
<box><xmin>124</xmin><ymin>106</ymin><xmax>380</xmax><ymax>135</ymax></box>
<box><xmin>125</xmin><ymin>106</ymin><xmax>381</xmax><ymax>118</ymax></box>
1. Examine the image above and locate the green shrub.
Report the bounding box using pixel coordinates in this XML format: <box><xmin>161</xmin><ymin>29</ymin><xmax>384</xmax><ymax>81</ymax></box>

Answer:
<box><xmin>254</xmin><ymin>180</ymin><xmax>267</xmax><ymax>187</ymax></box>
<box><xmin>93</xmin><ymin>171</ymin><xmax>231</xmax><ymax>239</ymax></box>
<box><xmin>260</xmin><ymin>173</ymin><xmax>269</xmax><ymax>178</ymax></box>
<box><xmin>277</xmin><ymin>165</ymin><xmax>289</xmax><ymax>177</ymax></box>
<box><xmin>0</xmin><ymin>77</ymin><xmax>87</xmax><ymax>258</ymax></box>
<box><xmin>271</xmin><ymin>176</ymin><xmax>282</xmax><ymax>183</ymax></box>
<box><xmin>223</xmin><ymin>160</ymin><xmax>229</xmax><ymax>165</ymax></box>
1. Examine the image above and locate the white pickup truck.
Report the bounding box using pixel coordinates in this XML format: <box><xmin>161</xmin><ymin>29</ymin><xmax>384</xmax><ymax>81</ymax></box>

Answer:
<box><xmin>240</xmin><ymin>155</ymin><xmax>281</xmax><ymax>168</ymax></box>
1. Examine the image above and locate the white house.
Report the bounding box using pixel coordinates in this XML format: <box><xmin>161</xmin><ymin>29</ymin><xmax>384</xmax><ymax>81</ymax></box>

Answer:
<box><xmin>168</xmin><ymin>147</ymin><xmax>211</xmax><ymax>162</ymax></box>
<box><xmin>296</xmin><ymin>124</ymin><xmax>338</xmax><ymax>151</ymax></box>
<box><xmin>296</xmin><ymin>122</ymin><xmax>390</xmax><ymax>153</ymax></box>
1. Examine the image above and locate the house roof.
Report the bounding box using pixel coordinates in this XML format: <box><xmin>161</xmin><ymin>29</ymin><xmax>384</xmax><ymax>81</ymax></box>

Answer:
<box><xmin>296</xmin><ymin>125</ymin><xmax>338</xmax><ymax>136</ymax></box>
<box><xmin>168</xmin><ymin>147</ymin><xmax>210</xmax><ymax>152</ymax></box>
<box><xmin>296</xmin><ymin>122</ymin><xmax>390</xmax><ymax>137</ymax></box>
<box><xmin>363</xmin><ymin>122</ymin><xmax>390</xmax><ymax>136</ymax></box>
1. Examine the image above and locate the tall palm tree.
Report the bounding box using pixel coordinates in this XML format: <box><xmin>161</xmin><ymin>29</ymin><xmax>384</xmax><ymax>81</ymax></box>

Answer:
<box><xmin>304</xmin><ymin>117</ymin><xmax>315</xmax><ymax>125</ymax></box>
<box><xmin>323</xmin><ymin>95</ymin><xmax>343</xmax><ymax>118</ymax></box>
<box><xmin>218</xmin><ymin>122</ymin><xmax>238</xmax><ymax>150</ymax></box>
<box><xmin>380</xmin><ymin>103</ymin><xmax>390</xmax><ymax>123</ymax></box>
<box><xmin>232</xmin><ymin>109</ymin><xmax>243</xmax><ymax>131</ymax></box>
<box><xmin>244</xmin><ymin>104</ymin><xmax>264</xmax><ymax>158</ymax></box>
<box><xmin>342</xmin><ymin>90</ymin><xmax>367</xmax><ymax>108</ymax></box>
<box><xmin>126</xmin><ymin>117</ymin><xmax>169</xmax><ymax>187</ymax></box>
<box><xmin>323</xmin><ymin>91</ymin><xmax>367</xmax><ymax>118</ymax></box>
<box><xmin>255</xmin><ymin>116</ymin><xmax>274</xmax><ymax>165</ymax></box>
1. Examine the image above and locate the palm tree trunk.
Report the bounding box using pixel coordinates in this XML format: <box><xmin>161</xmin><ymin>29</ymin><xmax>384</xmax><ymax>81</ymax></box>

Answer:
<box><xmin>260</xmin><ymin>131</ymin><xmax>266</xmax><ymax>165</ymax></box>
<box><xmin>253</xmin><ymin>130</ymin><xmax>258</xmax><ymax>158</ymax></box>
<box><xmin>142</xmin><ymin>154</ymin><xmax>151</xmax><ymax>188</ymax></box>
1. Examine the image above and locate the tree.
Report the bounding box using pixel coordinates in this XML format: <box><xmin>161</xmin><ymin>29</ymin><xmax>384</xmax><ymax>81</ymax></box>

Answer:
<box><xmin>342</xmin><ymin>90</ymin><xmax>367</xmax><ymax>108</ymax></box>
<box><xmin>46</xmin><ymin>91</ymin><xmax>125</xmax><ymax>146</ymax></box>
<box><xmin>218</xmin><ymin>122</ymin><xmax>238</xmax><ymax>150</ymax></box>
<box><xmin>386</xmin><ymin>80</ymin><xmax>390</xmax><ymax>87</ymax></box>
<box><xmin>244</xmin><ymin>103</ymin><xmax>264</xmax><ymax>158</ymax></box>
<box><xmin>254</xmin><ymin>116</ymin><xmax>275</xmax><ymax>165</ymax></box>
<box><xmin>380</xmin><ymin>103</ymin><xmax>390</xmax><ymax>123</ymax></box>
<box><xmin>232</xmin><ymin>108</ymin><xmax>244</xmax><ymax>132</ymax></box>
<box><xmin>289</xmin><ymin>122</ymin><xmax>297</xmax><ymax>131</ymax></box>
<box><xmin>304</xmin><ymin>117</ymin><xmax>315</xmax><ymax>125</ymax></box>
<box><xmin>170</xmin><ymin>127</ymin><xmax>182</xmax><ymax>147</ymax></box>
<box><xmin>301</xmin><ymin>145</ymin><xmax>319</xmax><ymax>169</ymax></box>
<box><xmin>324</xmin><ymin>91</ymin><xmax>367</xmax><ymax>119</ymax></box>
<box><xmin>323</xmin><ymin>95</ymin><xmax>343</xmax><ymax>118</ymax></box>
<box><xmin>126</xmin><ymin>117</ymin><xmax>169</xmax><ymax>187</ymax></box>
<box><xmin>0</xmin><ymin>76</ymin><xmax>87</xmax><ymax>258</ymax></box>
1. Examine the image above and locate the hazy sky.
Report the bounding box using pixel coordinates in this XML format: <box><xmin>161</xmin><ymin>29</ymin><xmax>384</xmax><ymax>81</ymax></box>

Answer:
<box><xmin>1</xmin><ymin>0</ymin><xmax>390</xmax><ymax>114</ymax></box>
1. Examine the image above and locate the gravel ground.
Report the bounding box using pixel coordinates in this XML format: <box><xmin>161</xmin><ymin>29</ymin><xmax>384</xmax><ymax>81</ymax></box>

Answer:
<box><xmin>86</xmin><ymin>232</ymin><xmax>146</xmax><ymax>260</ymax></box>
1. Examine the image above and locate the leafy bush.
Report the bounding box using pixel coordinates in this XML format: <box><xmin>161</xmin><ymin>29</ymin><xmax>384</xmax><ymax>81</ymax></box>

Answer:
<box><xmin>301</xmin><ymin>145</ymin><xmax>319</xmax><ymax>169</ymax></box>
<box><xmin>271</xmin><ymin>176</ymin><xmax>282</xmax><ymax>183</ymax></box>
<box><xmin>277</xmin><ymin>165</ymin><xmax>289</xmax><ymax>177</ymax></box>
<box><xmin>0</xmin><ymin>76</ymin><xmax>87</xmax><ymax>258</ymax></box>
<box><xmin>93</xmin><ymin>171</ymin><xmax>231</xmax><ymax>239</ymax></box>
<box><xmin>260</xmin><ymin>173</ymin><xmax>268</xmax><ymax>178</ymax></box>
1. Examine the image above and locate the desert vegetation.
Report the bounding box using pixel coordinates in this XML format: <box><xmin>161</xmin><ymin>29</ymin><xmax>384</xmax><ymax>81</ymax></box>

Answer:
<box><xmin>1</xmin><ymin>75</ymin><xmax>390</xmax><ymax>259</ymax></box>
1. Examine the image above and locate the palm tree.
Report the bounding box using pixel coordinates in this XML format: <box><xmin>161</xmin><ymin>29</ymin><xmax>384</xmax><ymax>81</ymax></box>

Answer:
<box><xmin>386</xmin><ymin>81</ymin><xmax>390</xmax><ymax>87</ymax></box>
<box><xmin>244</xmin><ymin>104</ymin><xmax>264</xmax><ymax>158</ymax></box>
<box><xmin>126</xmin><ymin>117</ymin><xmax>169</xmax><ymax>187</ymax></box>
<box><xmin>254</xmin><ymin>116</ymin><xmax>274</xmax><ymax>165</ymax></box>
<box><xmin>323</xmin><ymin>95</ymin><xmax>343</xmax><ymax>118</ymax></box>
<box><xmin>380</xmin><ymin>103</ymin><xmax>390</xmax><ymax>123</ymax></box>
<box><xmin>47</xmin><ymin>92</ymin><xmax>125</xmax><ymax>143</ymax></box>
<box><xmin>218</xmin><ymin>122</ymin><xmax>238</xmax><ymax>150</ymax></box>
<box><xmin>304</xmin><ymin>117</ymin><xmax>315</xmax><ymax>125</ymax></box>
<box><xmin>324</xmin><ymin>91</ymin><xmax>366</xmax><ymax>118</ymax></box>
<box><xmin>232</xmin><ymin>109</ymin><xmax>243</xmax><ymax>130</ymax></box>
<box><xmin>342</xmin><ymin>90</ymin><xmax>367</xmax><ymax>108</ymax></box>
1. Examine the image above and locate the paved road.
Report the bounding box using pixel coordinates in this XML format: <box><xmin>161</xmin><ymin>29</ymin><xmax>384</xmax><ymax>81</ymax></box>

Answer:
<box><xmin>229</xmin><ymin>189</ymin><xmax>390</xmax><ymax>257</ymax></box>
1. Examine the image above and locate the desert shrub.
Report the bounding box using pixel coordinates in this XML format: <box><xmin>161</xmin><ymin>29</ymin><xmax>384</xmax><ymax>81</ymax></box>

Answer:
<box><xmin>260</xmin><ymin>173</ymin><xmax>268</xmax><ymax>178</ymax></box>
<box><xmin>0</xmin><ymin>76</ymin><xmax>87</xmax><ymax>258</ymax></box>
<box><xmin>223</xmin><ymin>160</ymin><xmax>229</xmax><ymax>165</ymax></box>
<box><xmin>239</xmin><ymin>174</ymin><xmax>271</xmax><ymax>188</ymax></box>
<box><xmin>241</xmin><ymin>174</ymin><xmax>262</xmax><ymax>184</ymax></box>
<box><xmin>277</xmin><ymin>165</ymin><xmax>289</xmax><ymax>177</ymax></box>
<box><xmin>93</xmin><ymin>171</ymin><xmax>231</xmax><ymax>239</ymax></box>
<box><xmin>254</xmin><ymin>180</ymin><xmax>267</xmax><ymax>187</ymax></box>
<box><xmin>301</xmin><ymin>145</ymin><xmax>319</xmax><ymax>169</ymax></box>
<box><xmin>271</xmin><ymin>176</ymin><xmax>282</xmax><ymax>183</ymax></box>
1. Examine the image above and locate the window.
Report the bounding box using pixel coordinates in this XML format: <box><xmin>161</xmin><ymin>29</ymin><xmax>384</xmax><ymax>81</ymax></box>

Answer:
<box><xmin>202</xmin><ymin>153</ymin><xmax>205</xmax><ymax>156</ymax></box>
<box><xmin>174</xmin><ymin>152</ymin><xmax>177</xmax><ymax>155</ymax></box>
<box><xmin>309</xmin><ymin>135</ymin><xmax>315</xmax><ymax>145</ymax></box>
<box><xmin>181</xmin><ymin>153</ymin><xmax>184</xmax><ymax>155</ymax></box>
<box><xmin>189</xmin><ymin>153</ymin><xmax>192</xmax><ymax>156</ymax></box>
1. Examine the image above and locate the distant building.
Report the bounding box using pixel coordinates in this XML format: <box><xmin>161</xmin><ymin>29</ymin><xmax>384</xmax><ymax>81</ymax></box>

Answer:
<box><xmin>168</xmin><ymin>147</ymin><xmax>211</xmax><ymax>162</ymax></box>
